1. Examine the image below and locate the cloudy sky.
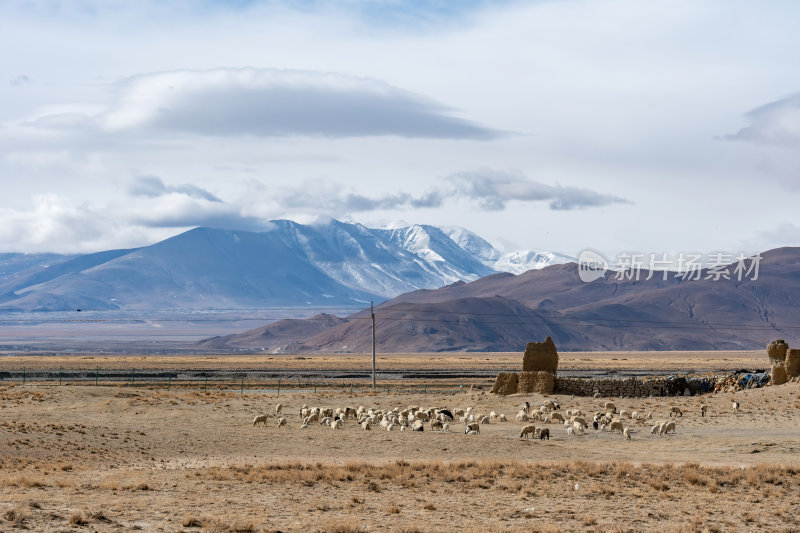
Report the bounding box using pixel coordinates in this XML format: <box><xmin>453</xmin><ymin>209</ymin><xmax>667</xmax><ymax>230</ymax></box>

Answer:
<box><xmin>1</xmin><ymin>0</ymin><xmax>799</xmax><ymax>259</ymax></box>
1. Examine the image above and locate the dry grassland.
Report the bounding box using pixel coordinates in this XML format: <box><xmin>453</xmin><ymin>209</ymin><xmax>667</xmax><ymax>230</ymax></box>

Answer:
<box><xmin>0</xmin><ymin>350</ymin><xmax>766</xmax><ymax>373</ymax></box>
<box><xmin>0</xmin><ymin>353</ymin><xmax>798</xmax><ymax>532</ymax></box>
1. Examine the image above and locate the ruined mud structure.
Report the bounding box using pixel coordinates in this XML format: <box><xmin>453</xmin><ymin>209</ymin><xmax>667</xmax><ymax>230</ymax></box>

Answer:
<box><xmin>767</xmin><ymin>339</ymin><xmax>800</xmax><ymax>386</ymax></box>
<box><xmin>491</xmin><ymin>337</ymin><xmax>785</xmax><ymax>398</ymax></box>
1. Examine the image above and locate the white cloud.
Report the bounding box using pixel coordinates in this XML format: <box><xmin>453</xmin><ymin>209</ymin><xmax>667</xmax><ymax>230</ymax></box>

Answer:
<box><xmin>724</xmin><ymin>94</ymin><xmax>800</xmax><ymax>147</ymax></box>
<box><xmin>26</xmin><ymin>68</ymin><xmax>503</xmax><ymax>140</ymax></box>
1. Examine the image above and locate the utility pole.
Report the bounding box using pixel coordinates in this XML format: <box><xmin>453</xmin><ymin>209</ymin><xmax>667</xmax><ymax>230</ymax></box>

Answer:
<box><xmin>371</xmin><ymin>301</ymin><xmax>376</xmax><ymax>388</ymax></box>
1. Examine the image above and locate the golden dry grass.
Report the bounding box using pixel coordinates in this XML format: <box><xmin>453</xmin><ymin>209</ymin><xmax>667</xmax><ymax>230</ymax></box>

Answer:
<box><xmin>0</xmin><ymin>352</ymin><xmax>797</xmax><ymax>531</ymax></box>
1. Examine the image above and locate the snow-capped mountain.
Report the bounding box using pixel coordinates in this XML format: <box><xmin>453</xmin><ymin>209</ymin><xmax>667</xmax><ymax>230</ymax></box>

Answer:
<box><xmin>0</xmin><ymin>219</ymin><xmax>572</xmax><ymax>311</ymax></box>
<box><xmin>442</xmin><ymin>227</ymin><xmax>574</xmax><ymax>274</ymax></box>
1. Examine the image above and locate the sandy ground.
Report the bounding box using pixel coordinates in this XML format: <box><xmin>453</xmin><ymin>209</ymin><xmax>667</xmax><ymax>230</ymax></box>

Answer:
<box><xmin>1</xmin><ymin>356</ymin><xmax>799</xmax><ymax>533</ymax></box>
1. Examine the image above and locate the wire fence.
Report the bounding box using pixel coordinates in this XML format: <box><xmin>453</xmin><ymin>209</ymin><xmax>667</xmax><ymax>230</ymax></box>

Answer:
<box><xmin>0</xmin><ymin>368</ymin><xmax>482</xmax><ymax>396</ymax></box>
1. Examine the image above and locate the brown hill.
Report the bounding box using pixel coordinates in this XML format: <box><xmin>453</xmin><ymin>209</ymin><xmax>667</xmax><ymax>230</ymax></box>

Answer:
<box><xmin>204</xmin><ymin>247</ymin><xmax>800</xmax><ymax>352</ymax></box>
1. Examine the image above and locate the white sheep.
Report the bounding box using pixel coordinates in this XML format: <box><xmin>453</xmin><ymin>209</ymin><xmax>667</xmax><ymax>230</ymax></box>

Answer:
<box><xmin>619</xmin><ymin>409</ymin><xmax>629</xmax><ymax>419</ymax></box>
<box><xmin>631</xmin><ymin>411</ymin><xmax>642</xmax><ymax>420</ymax></box>
<box><xmin>465</xmin><ymin>422</ymin><xmax>480</xmax><ymax>434</ymax></box>
<box><xmin>480</xmin><ymin>416</ymin><xmax>490</xmax><ymax>424</ymax></box>
<box><xmin>604</xmin><ymin>402</ymin><xmax>616</xmax><ymax>413</ymax></box>
<box><xmin>607</xmin><ymin>420</ymin><xmax>624</xmax><ymax>433</ymax></box>
<box><xmin>650</xmin><ymin>422</ymin><xmax>663</xmax><ymax>435</ymax></box>
<box><xmin>412</xmin><ymin>420</ymin><xmax>425</xmax><ymax>432</ymax></box>
<box><xmin>276</xmin><ymin>417</ymin><xmax>286</xmax><ymax>427</ymax></box>
<box><xmin>361</xmin><ymin>420</ymin><xmax>372</xmax><ymax>430</ymax></box>
<box><xmin>442</xmin><ymin>423</ymin><xmax>450</xmax><ymax>432</ymax></box>
<box><xmin>498</xmin><ymin>414</ymin><xmax>507</xmax><ymax>422</ymax></box>
<box><xmin>572</xmin><ymin>421</ymin><xmax>585</xmax><ymax>435</ymax></box>
<box><xmin>520</xmin><ymin>424</ymin><xmax>537</xmax><ymax>438</ymax></box>
<box><xmin>732</xmin><ymin>401</ymin><xmax>740</xmax><ymax>413</ymax></box>
<box><xmin>571</xmin><ymin>416</ymin><xmax>587</xmax><ymax>428</ymax></box>
<box><xmin>253</xmin><ymin>414</ymin><xmax>268</xmax><ymax>426</ymax></box>
<box><xmin>566</xmin><ymin>426</ymin><xmax>575</xmax><ymax>436</ymax></box>
<box><xmin>660</xmin><ymin>421</ymin><xmax>676</xmax><ymax>435</ymax></box>
<box><xmin>275</xmin><ymin>403</ymin><xmax>282</xmax><ymax>415</ymax></box>
<box><xmin>700</xmin><ymin>404</ymin><xmax>708</xmax><ymax>417</ymax></box>
<box><xmin>331</xmin><ymin>419</ymin><xmax>343</xmax><ymax>430</ymax></box>
<box><xmin>623</xmin><ymin>427</ymin><xmax>631</xmax><ymax>440</ymax></box>
<box><xmin>516</xmin><ymin>410</ymin><xmax>528</xmax><ymax>422</ymax></box>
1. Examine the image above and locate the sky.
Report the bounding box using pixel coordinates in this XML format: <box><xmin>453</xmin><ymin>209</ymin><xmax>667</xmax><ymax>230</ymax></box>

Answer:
<box><xmin>1</xmin><ymin>0</ymin><xmax>799</xmax><ymax>260</ymax></box>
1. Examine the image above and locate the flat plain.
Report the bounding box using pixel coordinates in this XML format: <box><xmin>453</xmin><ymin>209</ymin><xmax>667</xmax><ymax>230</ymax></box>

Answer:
<box><xmin>1</xmin><ymin>351</ymin><xmax>798</xmax><ymax>532</ymax></box>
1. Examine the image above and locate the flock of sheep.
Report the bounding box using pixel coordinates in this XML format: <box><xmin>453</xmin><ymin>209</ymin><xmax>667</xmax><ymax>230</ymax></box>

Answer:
<box><xmin>251</xmin><ymin>399</ymin><xmax>743</xmax><ymax>441</ymax></box>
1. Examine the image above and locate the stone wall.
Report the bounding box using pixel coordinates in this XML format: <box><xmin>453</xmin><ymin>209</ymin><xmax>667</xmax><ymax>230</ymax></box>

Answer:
<box><xmin>554</xmin><ymin>376</ymin><xmax>695</xmax><ymax>397</ymax></box>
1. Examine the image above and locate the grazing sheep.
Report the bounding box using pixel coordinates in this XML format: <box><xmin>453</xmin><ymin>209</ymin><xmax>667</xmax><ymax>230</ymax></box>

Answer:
<box><xmin>276</xmin><ymin>417</ymin><xmax>287</xmax><ymax>427</ymax></box>
<box><xmin>550</xmin><ymin>412</ymin><xmax>565</xmax><ymax>423</ymax></box>
<box><xmin>465</xmin><ymin>422</ymin><xmax>480</xmax><ymax>434</ymax></box>
<box><xmin>566</xmin><ymin>426</ymin><xmax>575</xmax><ymax>436</ymax></box>
<box><xmin>480</xmin><ymin>416</ymin><xmax>490</xmax><ymax>425</ymax></box>
<box><xmin>572</xmin><ymin>421</ymin><xmax>585</xmax><ymax>435</ymax></box>
<box><xmin>489</xmin><ymin>411</ymin><xmax>498</xmax><ymax>421</ymax></box>
<box><xmin>604</xmin><ymin>402</ymin><xmax>616</xmax><ymax>413</ymax></box>
<box><xmin>361</xmin><ymin>421</ymin><xmax>372</xmax><ymax>430</ymax></box>
<box><xmin>430</xmin><ymin>419</ymin><xmax>444</xmax><ymax>431</ymax></box>
<box><xmin>442</xmin><ymin>423</ymin><xmax>450</xmax><ymax>432</ymax></box>
<box><xmin>253</xmin><ymin>414</ymin><xmax>268</xmax><ymax>426</ymax></box>
<box><xmin>571</xmin><ymin>416</ymin><xmax>588</xmax><ymax>428</ymax></box>
<box><xmin>275</xmin><ymin>403</ymin><xmax>282</xmax><ymax>415</ymax></box>
<box><xmin>516</xmin><ymin>410</ymin><xmax>529</xmax><ymax>422</ymax></box>
<box><xmin>623</xmin><ymin>427</ymin><xmax>631</xmax><ymax>440</ymax></box>
<box><xmin>536</xmin><ymin>427</ymin><xmax>550</xmax><ymax>440</ymax></box>
<box><xmin>300</xmin><ymin>423</ymin><xmax>309</xmax><ymax>429</ymax></box>
<box><xmin>660</xmin><ymin>421</ymin><xmax>676</xmax><ymax>435</ymax></box>
<box><xmin>619</xmin><ymin>409</ymin><xmax>629</xmax><ymax>419</ymax></box>
<box><xmin>498</xmin><ymin>414</ymin><xmax>507</xmax><ymax>422</ymax></box>
<box><xmin>331</xmin><ymin>419</ymin><xmax>343</xmax><ymax>430</ymax></box>
<box><xmin>321</xmin><ymin>417</ymin><xmax>332</xmax><ymax>426</ymax></box>
<box><xmin>631</xmin><ymin>411</ymin><xmax>642</xmax><ymax>420</ymax></box>
<box><xmin>543</xmin><ymin>399</ymin><xmax>558</xmax><ymax>410</ymax></box>
<box><xmin>607</xmin><ymin>420</ymin><xmax>624</xmax><ymax>433</ymax></box>
<box><xmin>651</xmin><ymin>422</ymin><xmax>663</xmax><ymax>435</ymax></box>
<box><xmin>438</xmin><ymin>409</ymin><xmax>454</xmax><ymax>421</ymax></box>
<box><xmin>732</xmin><ymin>401</ymin><xmax>740</xmax><ymax>413</ymax></box>
<box><xmin>670</xmin><ymin>407</ymin><xmax>683</xmax><ymax>417</ymax></box>
<box><xmin>700</xmin><ymin>404</ymin><xmax>708</xmax><ymax>417</ymax></box>
<box><xmin>520</xmin><ymin>424</ymin><xmax>537</xmax><ymax>438</ymax></box>
<box><xmin>466</xmin><ymin>430</ymin><xmax>479</xmax><ymax>435</ymax></box>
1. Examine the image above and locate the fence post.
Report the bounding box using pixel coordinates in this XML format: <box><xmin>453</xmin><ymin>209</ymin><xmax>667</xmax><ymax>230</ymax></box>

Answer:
<box><xmin>350</xmin><ymin>383</ymin><xmax>353</xmax><ymax>395</ymax></box>
<box><xmin>22</xmin><ymin>368</ymin><xmax>26</xmax><ymax>386</ymax></box>
<box><xmin>167</xmin><ymin>377</ymin><xmax>171</xmax><ymax>391</ymax></box>
<box><xmin>95</xmin><ymin>366</ymin><xmax>99</xmax><ymax>386</ymax></box>
<box><xmin>314</xmin><ymin>382</ymin><xmax>316</xmax><ymax>395</ymax></box>
<box><xmin>130</xmin><ymin>371</ymin><xmax>134</xmax><ymax>387</ymax></box>
<box><xmin>241</xmin><ymin>376</ymin><xmax>244</xmax><ymax>395</ymax></box>
<box><xmin>277</xmin><ymin>378</ymin><xmax>281</xmax><ymax>397</ymax></box>
<box><xmin>204</xmin><ymin>375</ymin><xmax>208</xmax><ymax>392</ymax></box>
<box><xmin>59</xmin><ymin>366</ymin><xmax>62</xmax><ymax>386</ymax></box>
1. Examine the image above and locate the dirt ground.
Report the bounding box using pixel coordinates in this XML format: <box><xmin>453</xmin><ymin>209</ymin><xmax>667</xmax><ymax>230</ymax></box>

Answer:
<box><xmin>1</xmin><ymin>352</ymin><xmax>798</xmax><ymax>532</ymax></box>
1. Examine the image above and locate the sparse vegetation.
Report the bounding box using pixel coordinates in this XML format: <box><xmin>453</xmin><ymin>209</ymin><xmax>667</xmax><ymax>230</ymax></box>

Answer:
<box><xmin>0</xmin><ymin>357</ymin><xmax>798</xmax><ymax>531</ymax></box>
